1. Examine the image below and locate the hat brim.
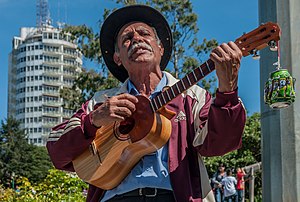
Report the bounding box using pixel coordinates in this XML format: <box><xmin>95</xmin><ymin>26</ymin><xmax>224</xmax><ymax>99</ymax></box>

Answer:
<box><xmin>100</xmin><ymin>5</ymin><xmax>173</xmax><ymax>82</ymax></box>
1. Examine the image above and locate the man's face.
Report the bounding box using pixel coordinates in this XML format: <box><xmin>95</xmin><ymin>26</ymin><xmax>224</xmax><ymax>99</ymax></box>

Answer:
<box><xmin>218</xmin><ymin>165</ymin><xmax>225</xmax><ymax>172</ymax></box>
<box><xmin>113</xmin><ymin>22</ymin><xmax>164</xmax><ymax>72</ymax></box>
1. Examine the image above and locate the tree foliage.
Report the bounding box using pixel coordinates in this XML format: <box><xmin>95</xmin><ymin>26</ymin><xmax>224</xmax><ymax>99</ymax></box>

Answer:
<box><xmin>0</xmin><ymin>169</ymin><xmax>88</xmax><ymax>202</ymax></box>
<box><xmin>204</xmin><ymin>113</ymin><xmax>262</xmax><ymax>200</ymax></box>
<box><xmin>0</xmin><ymin>118</ymin><xmax>53</xmax><ymax>186</ymax></box>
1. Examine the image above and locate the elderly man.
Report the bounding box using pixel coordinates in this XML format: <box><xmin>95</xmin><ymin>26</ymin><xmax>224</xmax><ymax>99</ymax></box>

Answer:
<box><xmin>47</xmin><ymin>5</ymin><xmax>246</xmax><ymax>202</ymax></box>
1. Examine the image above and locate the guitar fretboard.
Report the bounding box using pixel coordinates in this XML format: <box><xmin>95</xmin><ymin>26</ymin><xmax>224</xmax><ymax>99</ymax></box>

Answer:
<box><xmin>150</xmin><ymin>59</ymin><xmax>215</xmax><ymax>112</ymax></box>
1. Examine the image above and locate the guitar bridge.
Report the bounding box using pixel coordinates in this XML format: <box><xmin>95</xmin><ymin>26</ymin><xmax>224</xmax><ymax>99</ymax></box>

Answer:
<box><xmin>89</xmin><ymin>142</ymin><xmax>102</xmax><ymax>165</ymax></box>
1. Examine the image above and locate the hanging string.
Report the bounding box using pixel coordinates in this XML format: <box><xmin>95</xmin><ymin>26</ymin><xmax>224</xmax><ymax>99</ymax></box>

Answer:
<box><xmin>276</xmin><ymin>40</ymin><xmax>281</xmax><ymax>70</ymax></box>
<box><xmin>275</xmin><ymin>29</ymin><xmax>283</xmax><ymax>70</ymax></box>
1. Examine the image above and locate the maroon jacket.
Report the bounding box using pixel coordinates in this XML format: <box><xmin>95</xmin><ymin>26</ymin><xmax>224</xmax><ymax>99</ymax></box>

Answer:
<box><xmin>47</xmin><ymin>72</ymin><xmax>246</xmax><ymax>202</ymax></box>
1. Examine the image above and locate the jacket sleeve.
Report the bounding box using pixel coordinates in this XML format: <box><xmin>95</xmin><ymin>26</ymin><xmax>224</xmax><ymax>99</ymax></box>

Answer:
<box><xmin>46</xmin><ymin>100</ymin><xmax>99</xmax><ymax>172</ymax></box>
<box><xmin>195</xmin><ymin>89</ymin><xmax>246</xmax><ymax>157</ymax></box>
<box><xmin>211</xmin><ymin>172</ymin><xmax>220</xmax><ymax>185</ymax></box>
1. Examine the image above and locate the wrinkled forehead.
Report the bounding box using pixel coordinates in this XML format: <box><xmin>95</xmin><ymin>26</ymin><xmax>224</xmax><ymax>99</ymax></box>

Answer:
<box><xmin>116</xmin><ymin>21</ymin><xmax>153</xmax><ymax>38</ymax></box>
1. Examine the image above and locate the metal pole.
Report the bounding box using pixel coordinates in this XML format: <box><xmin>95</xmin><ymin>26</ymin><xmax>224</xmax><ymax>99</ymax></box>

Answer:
<box><xmin>249</xmin><ymin>168</ymin><xmax>255</xmax><ymax>202</ymax></box>
<box><xmin>242</xmin><ymin>162</ymin><xmax>261</xmax><ymax>201</ymax></box>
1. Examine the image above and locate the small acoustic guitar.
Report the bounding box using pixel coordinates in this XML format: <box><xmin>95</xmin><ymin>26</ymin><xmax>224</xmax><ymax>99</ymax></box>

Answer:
<box><xmin>72</xmin><ymin>22</ymin><xmax>281</xmax><ymax>190</ymax></box>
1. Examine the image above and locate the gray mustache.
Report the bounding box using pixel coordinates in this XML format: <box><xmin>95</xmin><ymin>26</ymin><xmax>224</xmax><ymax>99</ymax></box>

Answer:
<box><xmin>128</xmin><ymin>42</ymin><xmax>153</xmax><ymax>57</ymax></box>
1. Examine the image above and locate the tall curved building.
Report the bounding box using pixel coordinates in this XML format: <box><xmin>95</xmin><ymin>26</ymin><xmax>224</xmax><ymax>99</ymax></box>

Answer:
<box><xmin>8</xmin><ymin>26</ymin><xmax>82</xmax><ymax>145</ymax></box>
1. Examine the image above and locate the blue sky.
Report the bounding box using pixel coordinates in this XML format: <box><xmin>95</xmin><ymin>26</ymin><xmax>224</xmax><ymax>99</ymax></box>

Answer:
<box><xmin>0</xmin><ymin>0</ymin><xmax>261</xmax><ymax>121</ymax></box>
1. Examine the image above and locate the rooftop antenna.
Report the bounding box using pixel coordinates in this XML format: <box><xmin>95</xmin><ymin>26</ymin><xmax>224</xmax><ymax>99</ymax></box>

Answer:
<box><xmin>57</xmin><ymin>0</ymin><xmax>66</xmax><ymax>29</ymax></box>
<box><xmin>64</xmin><ymin>0</ymin><xmax>68</xmax><ymax>25</ymax></box>
<box><xmin>36</xmin><ymin>0</ymin><xmax>51</xmax><ymax>28</ymax></box>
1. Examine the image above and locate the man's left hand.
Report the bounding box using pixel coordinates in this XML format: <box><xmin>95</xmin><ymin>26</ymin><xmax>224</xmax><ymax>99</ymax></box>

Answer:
<box><xmin>210</xmin><ymin>41</ymin><xmax>242</xmax><ymax>93</ymax></box>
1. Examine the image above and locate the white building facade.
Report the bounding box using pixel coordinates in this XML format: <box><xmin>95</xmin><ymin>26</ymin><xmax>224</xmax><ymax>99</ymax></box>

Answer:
<box><xmin>8</xmin><ymin>26</ymin><xmax>82</xmax><ymax>146</ymax></box>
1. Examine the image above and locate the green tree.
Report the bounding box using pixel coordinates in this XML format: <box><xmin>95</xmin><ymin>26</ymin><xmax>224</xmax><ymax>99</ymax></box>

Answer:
<box><xmin>0</xmin><ymin>118</ymin><xmax>52</xmax><ymax>186</ymax></box>
<box><xmin>34</xmin><ymin>169</ymin><xmax>88</xmax><ymax>201</ymax></box>
<box><xmin>21</xmin><ymin>146</ymin><xmax>53</xmax><ymax>183</ymax></box>
<box><xmin>0</xmin><ymin>169</ymin><xmax>88</xmax><ymax>202</ymax></box>
<box><xmin>0</xmin><ymin>118</ymin><xmax>28</xmax><ymax>186</ymax></box>
<box><xmin>204</xmin><ymin>113</ymin><xmax>262</xmax><ymax>200</ymax></box>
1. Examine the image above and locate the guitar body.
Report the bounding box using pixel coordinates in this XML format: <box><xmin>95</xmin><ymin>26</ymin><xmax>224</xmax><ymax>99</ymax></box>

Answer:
<box><xmin>72</xmin><ymin>95</ymin><xmax>175</xmax><ymax>190</ymax></box>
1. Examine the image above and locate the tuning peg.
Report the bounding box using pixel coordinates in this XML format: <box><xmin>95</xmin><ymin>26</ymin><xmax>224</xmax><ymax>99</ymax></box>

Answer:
<box><xmin>268</xmin><ymin>40</ymin><xmax>278</xmax><ymax>51</ymax></box>
<box><xmin>252</xmin><ymin>50</ymin><xmax>260</xmax><ymax>60</ymax></box>
<box><xmin>273</xmin><ymin>61</ymin><xmax>279</xmax><ymax>66</ymax></box>
<box><xmin>270</xmin><ymin>46</ymin><xmax>278</xmax><ymax>51</ymax></box>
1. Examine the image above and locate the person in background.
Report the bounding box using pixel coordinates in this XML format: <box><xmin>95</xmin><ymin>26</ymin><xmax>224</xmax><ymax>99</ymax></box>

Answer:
<box><xmin>236</xmin><ymin>167</ymin><xmax>246</xmax><ymax>202</ymax></box>
<box><xmin>212</xmin><ymin>163</ymin><xmax>226</xmax><ymax>202</ymax></box>
<box><xmin>47</xmin><ymin>4</ymin><xmax>246</xmax><ymax>202</ymax></box>
<box><xmin>222</xmin><ymin>169</ymin><xmax>237</xmax><ymax>202</ymax></box>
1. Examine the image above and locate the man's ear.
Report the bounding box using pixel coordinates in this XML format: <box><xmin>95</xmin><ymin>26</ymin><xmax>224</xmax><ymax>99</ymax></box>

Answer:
<box><xmin>159</xmin><ymin>42</ymin><xmax>164</xmax><ymax>57</ymax></box>
<box><xmin>113</xmin><ymin>52</ymin><xmax>122</xmax><ymax>66</ymax></box>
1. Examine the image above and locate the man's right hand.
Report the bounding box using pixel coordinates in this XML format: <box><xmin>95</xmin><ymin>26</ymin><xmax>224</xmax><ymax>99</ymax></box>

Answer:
<box><xmin>91</xmin><ymin>93</ymin><xmax>138</xmax><ymax>127</ymax></box>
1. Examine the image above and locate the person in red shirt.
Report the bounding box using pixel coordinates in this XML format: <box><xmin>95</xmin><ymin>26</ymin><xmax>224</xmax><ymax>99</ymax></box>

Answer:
<box><xmin>236</xmin><ymin>167</ymin><xmax>246</xmax><ymax>202</ymax></box>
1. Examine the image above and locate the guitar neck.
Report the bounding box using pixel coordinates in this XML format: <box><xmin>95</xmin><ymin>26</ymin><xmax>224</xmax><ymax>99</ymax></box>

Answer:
<box><xmin>150</xmin><ymin>59</ymin><xmax>215</xmax><ymax>112</ymax></box>
<box><xmin>150</xmin><ymin>22</ymin><xmax>282</xmax><ymax>112</ymax></box>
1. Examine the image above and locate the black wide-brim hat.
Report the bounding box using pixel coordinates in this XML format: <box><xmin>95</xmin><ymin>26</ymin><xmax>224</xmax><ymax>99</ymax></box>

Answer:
<box><xmin>100</xmin><ymin>5</ymin><xmax>173</xmax><ymax>82</ymax></box>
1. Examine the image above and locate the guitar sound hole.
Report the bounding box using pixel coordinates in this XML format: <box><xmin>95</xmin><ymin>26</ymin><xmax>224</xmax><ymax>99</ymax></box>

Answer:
<box><xmin>118</xmin><ymin>117</ymin><xmax>135</xmax><ymax>134</ymax></box>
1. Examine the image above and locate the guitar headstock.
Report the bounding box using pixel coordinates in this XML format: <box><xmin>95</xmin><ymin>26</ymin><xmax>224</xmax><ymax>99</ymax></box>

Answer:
<box><xmin>235</xmin><ymin>22</ymin><xmax>281</xmax><ymax>57</ymax></box>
